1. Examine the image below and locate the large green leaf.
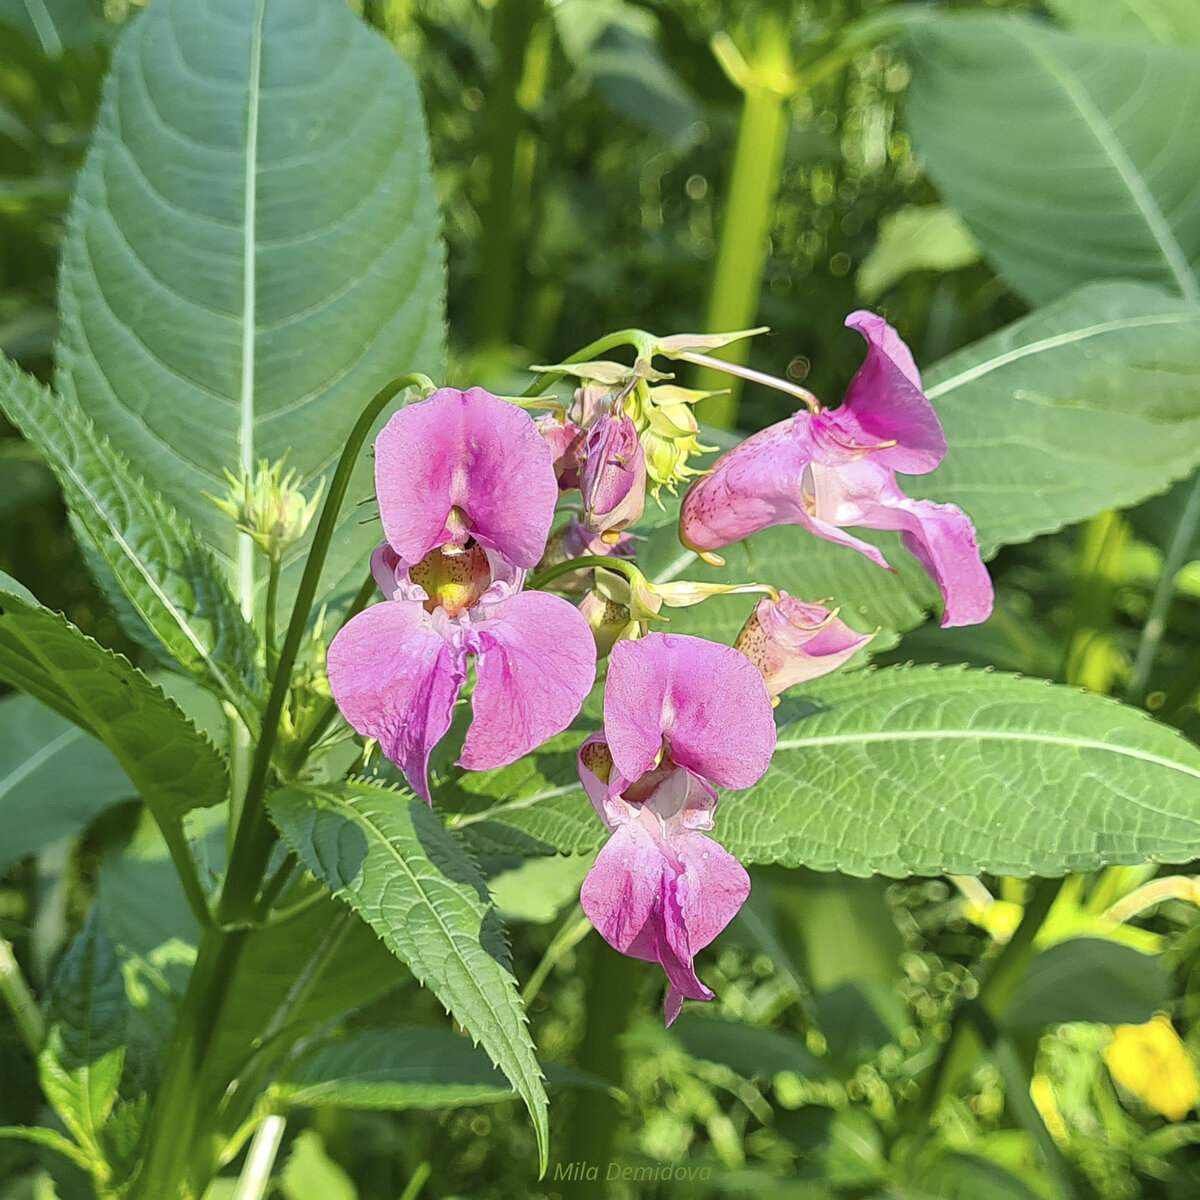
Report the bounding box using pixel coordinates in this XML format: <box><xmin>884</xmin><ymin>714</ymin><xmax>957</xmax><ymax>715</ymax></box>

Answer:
<box><xmin>0</xmin><ymin>691</ymin><xmax>132</xmax><ymax>874</ymax></box>
<box><xmin>0</xmin><ymin>356</ymin><xmax>262</xmax><ymax>720</ymax></box>
<box><xmin>718</xmin><ymin>665</ymin><xmax>1200</xmax><ymax>876</ymax></box>
<box><xmin>644</xmin><ymin>283</ymin><xmax>1200</xmax><ymax>644</ymax></box>
<box><xmin>0</xmin><ymin>583</ymin><xmax>228</xmax><ymax>817</ymax></box>
<box><xmin>1045</xmin><ymin>0</ymin><xmax>1200</xmax><ymax>48</ymax></box>
<box><xmin>905</xmin><ymin>14</ymin><xmax>1200</xmax><ymax>304</ymax></box>
<box><xmin>54</xmin><ymin>0</ymin><xmax>446</xmax><ymax>616</ymax></box>
<box><xmin>38</xmin><ymin>913</ymin><xmax>127</xmax><ymax>1161</ymax></box>
<box><xmin>269</xmin><ymin>781</ymin><xmax>549</xmax><ymax>1172</ymax></box>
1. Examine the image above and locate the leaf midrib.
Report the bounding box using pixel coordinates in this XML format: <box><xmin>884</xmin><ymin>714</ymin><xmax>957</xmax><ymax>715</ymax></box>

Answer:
<box><xmin>0</xmin><ymin>725</ymin><xmax>81</xmax><ymax>801</ymax></box>
<box><xmin>775</xmin><ymin>727</ymin><xmax>1200</xmax><ymax>785</ymax></box>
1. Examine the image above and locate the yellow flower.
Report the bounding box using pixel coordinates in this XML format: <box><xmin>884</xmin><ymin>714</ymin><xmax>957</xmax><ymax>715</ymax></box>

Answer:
<box><xmin>1104</xmin><ymin>1014</ymin><xmax>1199</xmax><ymax>1122</ymax></box>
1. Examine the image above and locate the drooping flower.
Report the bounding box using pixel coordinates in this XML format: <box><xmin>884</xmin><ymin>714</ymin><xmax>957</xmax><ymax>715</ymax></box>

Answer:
<box><xmin>735</xmin><ymin>593</ymin><xmax>873</xmax><ymax>699</ymax></box>
<box><xmin>679</xmin><ymin>311</ymin><xmax>994</xmax><ymax>628</ymax></box>
<box><xmin>327</xmin><ymin>388</ymin><xmax>596</xmax><ymax>802</ymax></box>
<box><xmin>578</xmin><ymin>633</ymin><xmax>776</xmax><ymax>1024</ymax></box>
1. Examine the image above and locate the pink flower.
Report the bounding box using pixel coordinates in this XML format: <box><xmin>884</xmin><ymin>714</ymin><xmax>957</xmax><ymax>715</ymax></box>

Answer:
<box><xmin>327</xmin><ymin>388</ymin><xmax>596</xmax><ymax>802</ymax></box>
<box><xmin>580</xmin><ymin>412</ymin><xmax>647</xmax><ymax>536</ymax></box>
<box><xmin>537</xmin><ymin>515</ymin><xmax>636</xmax><ymax>595</ymax></box>
<box><xmin>578</xmin><ymin>634</ymin><xmax>776</xmax><ymax>1024</ymax></box>
<box><xmin>736</xmin><ymin>593</ymin><xmax>872</xmax><ymax>698</ymax></box>
<box><xmin>679</xmin><ymin>311</ymin><xmax>993</xmax><ymax>628</ymax></box>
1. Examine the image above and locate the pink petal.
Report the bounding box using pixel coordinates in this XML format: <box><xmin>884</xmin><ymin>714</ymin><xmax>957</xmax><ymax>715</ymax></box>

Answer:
<box><xmin>375</xmin><ymin>387</ymin><xmax>558</xmax><ymax>568</ymax></box>
<box><xmin>814</xmin><ymin>459</ymin><xmax>994</xmax><ymax>627</ymax></box>
<box><xmin>835</xmin><ymin>311</ymin><xmax>946</xmax><ymax>475</ymax></box>
<box><xmin>535</xmin><ymin>413</ymin><xmax>585</xmax><ymax>491</ymax></box>
<box><xmin>581</xmin><ymin>814</ymin><xmax>749</xmax><ymax>1026</ymax></box>
<box><xmin>327</xmin><ymin>601</ymin><xmax>464</xmax><ymax>803</ymax></box>
<box><xmin>739</xmin><ymin>594</ymin><xmax>873</xmax><ymax>697</ymax></box>
<box><xmin>604</xmin><ymin>634</ymin><xmax>775</xmax><ymax>790</ymax></box>
<box><xmin>458</xmin><ymin>591</ymin><xmax>597</xmax><ymax>770</ymax></box>
<box><xmin>679</xmin><ymin>419</ymin><xmax>812</xmax><ymax>554</ymax></box>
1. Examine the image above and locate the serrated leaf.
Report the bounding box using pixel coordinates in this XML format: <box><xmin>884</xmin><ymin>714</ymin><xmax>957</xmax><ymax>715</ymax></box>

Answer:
<box><xmin>268</xmin><ymin>781</ymin><xmax>549</xmax><ymax>1172</ymax></box>
<box><xmin>719</xmin><ymin>665</ymin><xmax>1200</xmax><ymax>877</ymax></box>
<box><xmin>0</xmin><ymin>356</ymin><xmax>262</xmax><ymax>721</ymax></box>
<box><xmin>0</xmin><ymin>692</ymin><xmax>132</xmax><ymax>874</ymax></box>
<box><xmin>643</xmin><ymin>282</ymin><xmax>1200</xmax><ymax>644</ymax></box>
<box><xmin>55</xmin><ymin>0</ymin><xmax>446</xmax><ymax>617</ymax></box>
<box><xmin>1005</xmin><ymin>939</ymin><xmax>1171</xmax><ymax>1030</ymax></box>
<box><xmin>905</xmin><ymin>14</ymin><xmax>1200</xmax><ymax>304</ymax></box>
<box><xmin>38</xmin><ymin>912</ymin><xmax>127</xmax><ymax>1158</ymax></box>
<box><xmin>0</xmin><ymin>584</ymin><xmax>228</xmax><ymax>817</ymax></box>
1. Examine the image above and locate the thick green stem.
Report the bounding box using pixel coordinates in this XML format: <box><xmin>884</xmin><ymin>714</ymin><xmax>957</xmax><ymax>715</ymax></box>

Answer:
<box><xmin>1128</xmin><ymin>471</ymin><xmax>1200</xmax><ymax>705</ymax></box>
<box><xmin>527</xmin><ymin>554</ymin><xmax>642</xmax><ymax>593</ymax></box>
<box><xmin>474</xmin><ymin>0</ymin><xmax>546</xmax><ymax>349</ymax></box>
<box><xmin>263</xmin><ymin>556</ymin><xmax>281</xmax><ymax>678</ymax></box>
<box><xmin>520</xmin><ymin>329</ymin><xmax>650</xmax><ymax>399</ymax></box>
<box><xmin>561</xmin><ymin>937</ymin><xmax>640</xmax><ymax>1193</ymax></box>
<box><xmin>130</xmin><ymin>375</ymin><xmax>429</xmax><ymax>1200</ymax></box>
<box><xmin>694</xmin><ymin>15</ymin><xmax>793</xmax><ymax>431</ymax></box>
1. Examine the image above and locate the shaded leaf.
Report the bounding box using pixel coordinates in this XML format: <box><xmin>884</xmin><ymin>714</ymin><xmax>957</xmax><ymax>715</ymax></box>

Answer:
<box><xmin>1005</xmin><ymin>939</ymin><xmax>1171</xmax><ymax>1029</ymax></box>
<box><xmin>1045</xmin><ymin>0</ymin><xmax>1200</xmax><ymax>48</ymax></box>
<box><xmin>857</xmin><ymin>204</ymin><xmax>980</xmax><ymax>300</ymax></box>
<box><xmin>0</xmin><ymin>692</ymin><xmax>132</xmax><ymax>874</ymax></box>
<box><xmin>906</xmin><ymin>15</ymin><xmax>1200</xmax><ymax>304</ymax></box>
<box><xmin>55</xmin><ymin>0</ymin><xmax>445</xmax><ymax>616</ymax></box>
<box><xmin>38</xmin><ymin>913</ymin><xmax>126</xmax><ymax>1157</ymax></box>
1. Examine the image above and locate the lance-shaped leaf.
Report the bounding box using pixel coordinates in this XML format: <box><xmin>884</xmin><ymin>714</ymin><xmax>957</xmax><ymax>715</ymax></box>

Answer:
<box><xmin>905</xmin><ymin>14</ymin><xmax>1200</xmax><ymax>304</ymax></box>
<box><xmin>643</xmin><ymin>282</ymin><xmax>1200</xmax><ymax>645</ymax></box>
<box><xmin>0</xmin><ymin>356</ymin><xmax>262</xmax><ymax>721</ymax></box>
<box><xmin>38</xmin><ymin>912</ymin><xmax>127</xmax><ymax>1162</ymax></box>
<box><xmin>54</xmin><ymin>0</ymin><xmax>446</xmax><ymax>618</ymax></box>
<box><xmin>0</xmin><ymin>579</ymin><xmax>228</xmax><ymax>817</ymax></box>
<box><xmin>719</xmin><ymin>665</ymin><xmax>1200</xmax><ymax>877</ymax></box>
<box><xmin>269</xmin><ymin>781</ymin><xmax>548</xmax><ymax>1172</ymax></box>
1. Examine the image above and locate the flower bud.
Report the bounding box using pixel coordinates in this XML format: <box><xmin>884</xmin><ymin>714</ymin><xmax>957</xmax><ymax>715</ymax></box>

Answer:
<box><xmin>581</xmin><ymin>412</ymin><xmax>647</xmax><ymax>537</ymax></box>
<box><xmin>579</xmin><ymin>586</ymin><xmax>640</xmax><ymax>658</ymax></box>
<box><xmin>735</xmin><ymin>593</ymin><xmax>872</xmax><ymax>699</ymax></box>
<box><xmin>209</xmin><ymin>457</ymin><xmax>323</xmax><ymax>562</ymax></box>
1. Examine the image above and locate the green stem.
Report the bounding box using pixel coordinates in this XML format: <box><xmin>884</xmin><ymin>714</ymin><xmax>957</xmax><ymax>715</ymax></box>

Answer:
<box><xmin>1128</xmin><ymin>471</ymin><xmax>1200</xmax><ymax>705</ymax></box>
<box><xmin>218</xmin><ymin>374</ymin><xmax>431</xmax><ymax>927</ymax></box>
<box><xmin>0</xmin><ymin>937</ymin><xmax>44</xmax><ymax>1056</ymax></box>
<box><xmin>562</xmin><ymin>937</ymin><xmax>639</xmax><ymax>1196</ymax></box>
<box><xmin>264</xmin><ymin>556</ymin><xmax>281</xmax><ymax>678</ymax></box>
<box><xmin>398</xmin><ymin>1163</ymin><xmax>433</xmax><ymax>1200</ymax></box>
<box><xmin>527</xmin><ymin>554</ymin><xmax>642</xmax><ymax>593</ymax></box>
<box><xmin>474</xmin><ymin>0</ymin><xmax>546</xmax><ymax>349</ymax></box>
<box><xmin>694</xmin><ymin>14</ymin><xmax>793</xmax><ymax>430</ymax></box>
<box><xmin>522</xmin><ymin>906</ymin><xmax>591</xmax><ymax>1009</ymax></box>
<box><xmin>232</xmin><ymin>1115</ymin><xmax>286</xmax><ymax>1200</ymax></box>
